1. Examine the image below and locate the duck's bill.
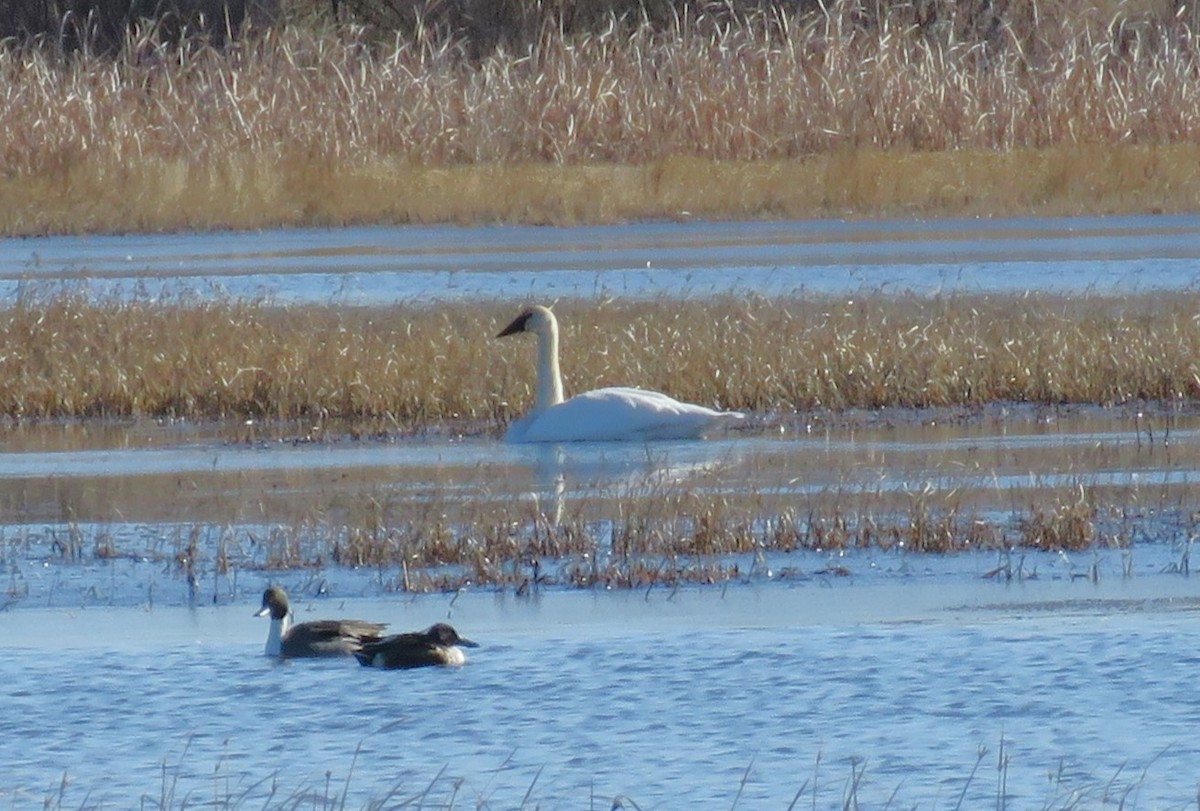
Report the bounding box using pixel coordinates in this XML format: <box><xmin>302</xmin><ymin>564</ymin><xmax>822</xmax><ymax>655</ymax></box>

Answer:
<box><xmin>458</xmin><ymin>637</ymin><xmax>480</xmax><ymax>648</ymax></box>
<box><xmin>254</xmin><ymin>606</ymin><xmax>270</xmax><ymax>617</ymax></box>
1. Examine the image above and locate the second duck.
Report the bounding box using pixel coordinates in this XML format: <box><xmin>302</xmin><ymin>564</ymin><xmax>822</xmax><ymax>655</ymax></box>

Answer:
<box><xmin>354</xmin><ymin>623</ymin><xmax>479</xmax><ymax>669</ymax></box>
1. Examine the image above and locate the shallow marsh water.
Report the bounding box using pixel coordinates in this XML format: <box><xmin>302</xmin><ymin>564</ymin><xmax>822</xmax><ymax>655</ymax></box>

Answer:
<box><xmin>5</xmin><ymin>214</ymin><xmax>1200</xmax><ymax>302</ymax></box>
<box><xmin>3</xmin><ymin>215</ymin><xmax>1200</xmax><ymax>809</ymax></box>
<box><xmin>2</xmin><ymin>406</ymin><xmax>1198</xmax><ymax>541</ymax></box>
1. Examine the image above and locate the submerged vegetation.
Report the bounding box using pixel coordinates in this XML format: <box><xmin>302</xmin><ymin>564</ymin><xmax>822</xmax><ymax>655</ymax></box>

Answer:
<box><xmin>1</xmin><ymin>292</ymin><xmax>1198</xmax><ymax>422</ymax></box>
<box><xmin>4</xmin><ymin>0</ymin><xmax>1200</xmax><ymax>233</ymax></box>
<box><xmin>7</xmin><ymin>479</ymin><xmax>1197</xmax><ymax>600</ymax></box>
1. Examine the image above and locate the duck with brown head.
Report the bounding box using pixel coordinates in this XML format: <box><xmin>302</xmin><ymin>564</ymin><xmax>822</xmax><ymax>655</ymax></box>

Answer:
<box><xmin>256</xmin><ymin>586</ymin><xmax>388</xmax><ymax>658</ymax></box>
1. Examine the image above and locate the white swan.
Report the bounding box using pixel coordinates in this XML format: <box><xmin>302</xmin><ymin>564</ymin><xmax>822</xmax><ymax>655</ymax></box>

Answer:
<box><xmin>496</xmin><ymin>305</ymin><xmax>744</xmax><ymax>443</ymax></box>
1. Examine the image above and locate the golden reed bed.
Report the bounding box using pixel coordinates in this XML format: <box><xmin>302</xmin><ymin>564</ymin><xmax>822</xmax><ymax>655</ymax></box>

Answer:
<box><xmin>3</xmin><ymin>0</ymin><xmax>1200</xmax><ymax>235</ymax></box>
<box><xmin>1</xmin><ymin>294</ymin><xmax>1197</xmax><ymax>422</ymax></box>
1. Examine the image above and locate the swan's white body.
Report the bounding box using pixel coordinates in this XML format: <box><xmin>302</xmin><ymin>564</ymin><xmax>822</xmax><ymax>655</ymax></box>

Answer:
<box><xmin>498</xmin><ymin>306</ymin><xmax>743</xmax><ymax>443</ymax></box>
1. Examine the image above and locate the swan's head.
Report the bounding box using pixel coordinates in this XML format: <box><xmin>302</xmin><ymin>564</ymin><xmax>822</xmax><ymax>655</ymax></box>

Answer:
<box><xmin>497</xmin><ymin>305</ymin><xmax>556</xmax><ymax>338</ymax></box>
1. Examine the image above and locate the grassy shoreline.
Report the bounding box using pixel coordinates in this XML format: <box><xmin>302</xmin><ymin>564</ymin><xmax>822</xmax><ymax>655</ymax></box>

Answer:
<box><xmin>1</xmin><ymin>293</ymin><xmax>1198</xmax><ymax>422</ymax></box>
<box><xmin>7</xmin><ymin>145</ymin><xmax>1200</xmax><ymax>236</ymax></box>
<box><xmin>5</xmin><ymin>3</ymin><xmax>1200</xmax><ymax>236</ymax></box>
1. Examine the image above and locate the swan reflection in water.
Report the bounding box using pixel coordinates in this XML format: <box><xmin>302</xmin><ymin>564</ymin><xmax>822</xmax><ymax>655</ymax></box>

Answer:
<box><xmin>515</xmin><ymin>440</ymin><xmax>744</xmax><ymax>529</ymax></box>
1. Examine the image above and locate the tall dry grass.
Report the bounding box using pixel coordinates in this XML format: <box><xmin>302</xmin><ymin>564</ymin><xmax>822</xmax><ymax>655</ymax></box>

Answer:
<box><xmin>3</xmin><ymin>2</ymin><xmax>1200</xmax><ymax>233</ymax></box>
<box><xmin>1</xmin><ymin>292</ymin><xmax>1198</xmax><ymax>421</ymax></box>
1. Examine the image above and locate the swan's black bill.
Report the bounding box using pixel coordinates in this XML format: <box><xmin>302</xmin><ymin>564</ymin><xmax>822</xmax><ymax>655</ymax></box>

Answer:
<box><xmin>497</xmin><ymin>310</ymin><xmax>533</xmax><ymax>337</ymax></box>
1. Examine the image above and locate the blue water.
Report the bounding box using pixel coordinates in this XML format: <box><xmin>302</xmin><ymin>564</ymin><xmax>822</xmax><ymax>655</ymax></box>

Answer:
<box><xmin>3</xmin><ymin>583</ymin><xmax>1200</xmax><ymax>810</ymax></box>
<box><xmin>4</xmin><ymin>214</ymin><xmax>1200</xmax><ymax>304</ymax></box>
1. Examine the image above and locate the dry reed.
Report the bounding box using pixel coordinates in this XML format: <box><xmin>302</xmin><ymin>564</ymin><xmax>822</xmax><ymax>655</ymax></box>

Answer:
<box><xmin>4</xmin><ymin>2</ymin><xmax>1200</xmax><ymax>234</ymax></box>
<box><xmin>1</xmin><ymin>292</ymin><xmax>1198</xmax><ymax>422</ymax></box>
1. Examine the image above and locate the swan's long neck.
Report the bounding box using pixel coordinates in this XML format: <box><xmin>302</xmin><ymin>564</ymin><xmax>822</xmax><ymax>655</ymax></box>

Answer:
<box><xmin>535</xmin><ymin>318</ymin><xmax>565</xmax><ymax>411</ymax></box>
<box><xmin>265</xmin><ymin>613</ymin><xmax>290</xmax><ymax>656</ymax></box>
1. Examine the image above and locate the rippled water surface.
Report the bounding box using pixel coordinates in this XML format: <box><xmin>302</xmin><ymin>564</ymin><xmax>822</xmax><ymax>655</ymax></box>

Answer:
<box><xmin>5</xmin><ymin>586</ymin><xmax>1200</xmax><ymax>809</ymax></box>
<box><xmin>5</xmin><ymin>214</ymin><xmax>1200</xmax><ymax>302</ymax></box>
<box><xmin>3</xmin><ymin>216</ymin><xmax>1200</xmax><ymax>809</ymax></box>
